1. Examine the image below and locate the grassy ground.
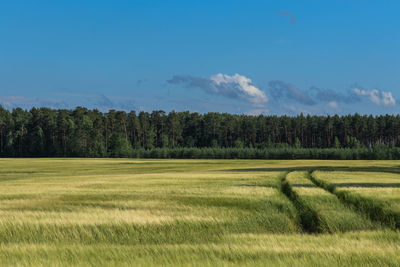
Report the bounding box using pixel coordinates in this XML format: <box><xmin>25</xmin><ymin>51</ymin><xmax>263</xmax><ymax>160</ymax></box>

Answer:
<box><xmin>314</xmin><ymin>171</ymin><xmax>400</xmax><ymax>214</ymax></box>
<box><xmin>285</xmin><ymin>171</ymin><xmax>380</xmax><ymax>233</ymax></box>
<box><xmin>0</xmin><ymin>159</ymin><xmax>399</xmax><ymax>266</ymax></box>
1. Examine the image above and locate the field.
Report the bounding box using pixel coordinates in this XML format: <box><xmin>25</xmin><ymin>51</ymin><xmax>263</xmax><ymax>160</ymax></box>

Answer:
<box><xmin>0</xmin><ymin>159</ymin><xmax>399</xmax><ymax>266</ymax></box>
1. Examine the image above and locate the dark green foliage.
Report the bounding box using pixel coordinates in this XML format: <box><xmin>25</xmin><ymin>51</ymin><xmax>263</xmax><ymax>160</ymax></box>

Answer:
<box><xmin>345</xmin><ymin>136</ymin><xmax>361</xmax><ymax>148</ymax></box>
<box><xmin>294</xmin><ymin>137</ymin><xmax>301</xmax><ymax>149</ymax></box>
<box><xmin>1</xmin><ymin>106</ymin><xmax>400</xmax><ymax>158</ymax></box>
<box><xmin>108</xmin><ymin>135</ymin><xmax>133</xmax><ymax>157</ymax></box>
<box><xmin>333</xmin><ymin>136</ymin><xmax>341</xmax><ymax>148</ymax></box>
<box><xmin>127</xmin><ymin>147</ymin><xmax>400</xmax><ymax>160</ymax></box>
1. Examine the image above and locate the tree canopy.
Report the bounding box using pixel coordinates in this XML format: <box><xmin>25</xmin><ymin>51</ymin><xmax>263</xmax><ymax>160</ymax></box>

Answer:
<box><xmin>0</xmin><ymin>106</ymin><xmax>400</xmax><ymax>158</ymax></box>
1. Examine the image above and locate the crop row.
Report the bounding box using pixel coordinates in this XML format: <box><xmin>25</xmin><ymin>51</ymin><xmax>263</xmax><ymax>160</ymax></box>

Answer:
<box><xmin>280</xmin><ymin>171</ymin><xmax>400</xmax><ymax>233</ymax></box>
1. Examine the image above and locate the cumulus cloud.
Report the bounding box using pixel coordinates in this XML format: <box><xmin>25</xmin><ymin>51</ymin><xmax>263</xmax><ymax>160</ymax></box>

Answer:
<box><xmin>168</xmin><ymin>75</ymin><xmax>398</xmax><ymax>113</ymax></box>
<box><xmin>168</xmin><ymin>73</ymin><xmax>268</xmax><ymax>107</ymax></box>
<box><xmin>353</xmin><ymin>88</ymin><xmax>396</xmax><ymax>106</ymax></box>
<box><xmin>280</xmin><ymin>11</ymin><xmax>296</xmax><ymax>24</ymax></box>
<box><xmin>269</xmin><ymin>80</ymin><xmax>316</xmax><ymax>105</ymax></box>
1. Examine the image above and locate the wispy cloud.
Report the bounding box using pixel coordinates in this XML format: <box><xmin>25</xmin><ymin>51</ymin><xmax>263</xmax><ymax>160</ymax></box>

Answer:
<box><xmin>95</xmin><ymin>95</ymin><xmax>136</xmax><ymax>111</ymax></box>
<box><xmin>136</xmin><ymin>79</ymin><xmax>148</xmax><ymax>86</ymax></box>
<box><xmin>280</xmin><ymin>11</ymin><xmax>296</xmax><ymax>24</ymax></box>
<box><xmin>328</xmin><ymin>101</ymin><xmax>338</xmax><ymax>109</ymax></box>
<box><xmin>0</xmin><ymin>94</ymin><xmax>136</xmax><ymax>112</ymax></box>
<box><xmin>268</xmin><ymin>81</ymin><xmax>397</xmax><ymax>110</ymax></box>
<box><xmin>168</xmin><ymin>73</ymin><xmax>268</xmax><ymax>107</ymax></box>
<box><xmin>269</xmin><ymin>80</ymin><xmax>316</xmax><ymax>105</ymax></box>
<box><xmin>168</xmin><ymin>75</ymin><xmax>398</xmax><ymax>114</ymax></box>
<box><xmin>248</xmin><ymin>108</ymin><xmax>269</xmax><ymax>116</ymax></box>
<box><xmin>353</xmin><ymin>88</ymin><xmax>396</xmax><ymax>106</ymax></box>
<box><xmin>0</xmin><ymin>96</ymin><xmax>69</xmax><ymax>109</ymax></box>
<box><xmin>310</xmin><ymin>86</ymin><xmax>359</xmax><ymax>104</ymax></box>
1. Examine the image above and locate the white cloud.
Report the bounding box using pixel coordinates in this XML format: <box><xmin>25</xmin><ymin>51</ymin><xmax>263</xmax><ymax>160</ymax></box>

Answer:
<box><xmin>210</xmin><ymin>73</ymin><xmax>268</xmax><ymax>107</ymax></box>
<box><xmin>353</xmin><ymin>88</ymin><xmax>396</xmax><ymax>106</ymax></box>
<box><xmin>381</xmin><ymin>91</ymin><xmax>396</xmax><ymax>106</ymax></box>
<box><xmin>168</xmin><ymin>73</ymin><xmax>268</xmax><ymax>107</ymax></box>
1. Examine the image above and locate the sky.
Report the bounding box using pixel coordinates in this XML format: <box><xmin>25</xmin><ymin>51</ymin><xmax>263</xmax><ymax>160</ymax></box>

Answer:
<box><xmin>1</xmin><ymin>0</ymin><xmax>399</xmax><ymax>115</ymax></box>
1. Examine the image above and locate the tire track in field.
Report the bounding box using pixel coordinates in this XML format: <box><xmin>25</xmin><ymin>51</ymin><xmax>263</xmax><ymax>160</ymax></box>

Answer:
<box><xmin>278</xmin><ymin>172</ymin><xmax>321</xmax><ymax>233</ymax></box>
<box><xmin>308</xmin><ymin>171</ymin><xmax>400</xmax><ymax>230</ymax></box>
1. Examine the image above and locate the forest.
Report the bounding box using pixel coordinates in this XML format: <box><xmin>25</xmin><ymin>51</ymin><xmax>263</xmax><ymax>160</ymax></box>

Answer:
<box><xmin>0</xmin><ymin>106</ymin><xmax>400</xmax><ymax>159</ymax></box>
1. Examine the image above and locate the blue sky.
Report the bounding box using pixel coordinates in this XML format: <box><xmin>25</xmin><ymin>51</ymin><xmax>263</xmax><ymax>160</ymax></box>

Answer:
<box><xmin>1</xmin><ymin>0</ymin><xmax>399</xmax><ymax>115</ymax></box>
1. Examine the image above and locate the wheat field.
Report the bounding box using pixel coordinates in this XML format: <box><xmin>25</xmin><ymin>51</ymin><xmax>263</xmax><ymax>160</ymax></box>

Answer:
<box><xmin>0</xmin><ymin>159</ymin><xmax>399</xmax><ymax>266</ymax></box>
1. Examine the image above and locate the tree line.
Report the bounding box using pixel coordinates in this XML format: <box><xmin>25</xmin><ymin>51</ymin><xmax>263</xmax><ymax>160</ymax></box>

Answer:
<box><xmin>0</xmin><ymin>106</ymin><xmax>400</xmax><ymax>158</ymax></box>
